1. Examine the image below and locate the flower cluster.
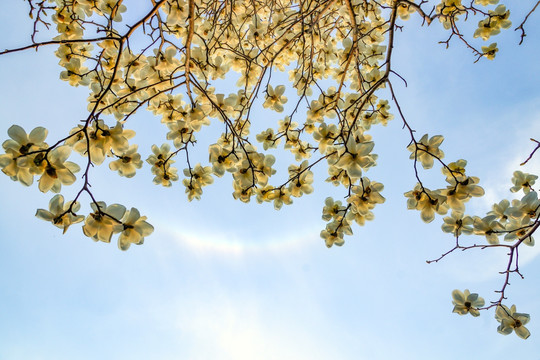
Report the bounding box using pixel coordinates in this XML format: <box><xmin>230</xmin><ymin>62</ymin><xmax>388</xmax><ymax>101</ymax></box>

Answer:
<box><xmin>0</xmin><ymin>0</ymin><xmax>536</xmax><ymax>337</ymax></box>
<box><xmin>451</xmin><ymin>290</ymin><xmax>531</xmax><ymax>339</ymax></box>
<box><xmin>37</xmin><ymin>197</ymin><xmax>153</xmax><ymax>250</ymax></box>
<box><xmin>0</xmin><ymin>125</ymin><xmax>80</xmax><ymax>193</ymax></box>
<box><xmin>473</xmin><ymin>5</ymin><xmax>512</xmax><ymax>41</ymax></box>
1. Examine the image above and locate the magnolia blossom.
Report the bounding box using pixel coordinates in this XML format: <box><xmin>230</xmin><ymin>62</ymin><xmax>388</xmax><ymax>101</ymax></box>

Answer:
<box><xmin>335</xmin><ymin>137</ymin><xmax>376</xmax><ymax>180</ymax></box>
<box><xmin>481</xmin><ymin>43</ymin><xmax>498</xmax><ymax>60</ymax></box>
<box><xmin>404</xmin><ymin>185</ymin><xmax>448</xmax><ymax>223</ymax></box>
<box><xmin>83</xmin><ymin>202</ymin><xmax>126</xmax><ymax>243</ymax></box>
<box><xmin>473</xmin><ymin>5</ymin><xmax>511</xmax><ymax>40</ymax></box>
<box><xmin>407</xmin><ymin>134</ymin><xmax>445</xmax><ymax>169</ymax></box>
<box><xmin>263</xmin><ymin>85</ymin><xmax>288</xmax><ymax>113</ymax></box>
<box><xmin>256</xmin><ymin>128</ymin><xmax>280</xmax><ymax>150</ymax></box>
<box><xmin>35</xmin><ymin>194</ymin><xmax>84</xmax><ymax>234</ymax></box>
<box><xmin>510</xmin><ymin>171</ymin><xmax>537</xmax><ymax>193</ymax></box>
<box><xmin>441</xmin><ymin>212</ymin><xmax>473</xmax><ymax>236</ymax></box>
<box><xmin>473</xmin><ymin>215</ymin><xmax>504</xmax><ymax>244</ymax></box>
<box><xmin>32</xmin><ymin>146</ymin><xmax>80</xmax><ymax>193</ymax></box>
<box><xmin>113</xmin><ymin>208</ymin><xmax>154</xmax><ymax>251</ymax></box>
<box><xmin>451</xmin><ymin>289</ymin><xmax>484</xmax><ymax>317</ymax></box>
<box><xmin>109</xmin><ymin>144</ymin><xmax>143</xmax><ymax>178</ymax></box>
<box><xmin>0</xmin><ymin>125</ymin><xmax>48</xmax><ymax>186</ymax></box>
<box><xmin>495</xmin><ymin>305</ymin><xmax>531</xmax><ymax>339</ymax></box>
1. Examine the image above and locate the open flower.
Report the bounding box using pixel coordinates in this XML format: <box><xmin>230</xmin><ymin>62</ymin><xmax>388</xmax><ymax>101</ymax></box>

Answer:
<box><xmin>59</xmin><ymin>58</ymin><xmax>90</xmax><ymax>86</ymax></box>
<box><xmin>28</xmin><ymin>146</ymin><xmax>80</xmax><ymax>193</ymax></box>
<box><xmin>481</xmin><ymin>43</ymin><xmax>498</xmax><ymax>60</ymax></box>
<box><xmin>442</xmin><ymin>212</ymin><xmax>473</xmax><ymax>236</ymax></box>
<box><xmin>322</xmin><ymin>197</ymin><xmax>345</xmax><ymax>221</ymax></box>
<box><xmin>113</xmin><ymin>208</ymin><xmax>154</xmax><ymax>250</ymax></box>
<box><xmin>495</xmin><ymin>305</ymin><xmax>531</xmax><ymax>339</ymax></box>
<box><xmin>404</xmin><ymin>185</ymin><xmax>448</xmax><ymax>223</ymax></box>
<box><xmin>256</xmin><ymin>128</ymin><xmax>280</xmax><ymax>150</ymax></box>
<box><xmin>263</xmin><ymin>85</ymin><xmax>288</xmax><ymax>113</ymax></box>
<box><xmin>407</xmin><ymin>134</ymin><xmax>444</xmax><ymax>169</ymax></box>
<box><xmin>0</xmin><ymin>125</ymin><xmax>48</xmax><ymax>186</ymax></box>
<box><xmin>510</xmin><ymin>171</ymin><xmax>537</xmax><ymax>193</ymax></box>
<box><xmin>83</xmin><ymin>202</ymin><xmax>126</xmax><ymax>243</ymax></box>
<box><xmin>109</xmin><ymin>144</ymin><xmax>142</xmax><ymax>178</ymax></box>
<box><xmin>1</xmin><ymin>125</ymin><xmax>48</xmax><ymax>155</ymax></box>
<box><xmin>147</xmin><ymin>143</ymin><xmax>174</xmax><ymax>170</ymax></box>
<box><xmin>347</xmin><ymin>177</ymin><xmax>385</xmax><ymax>215</ymax></box>
<box><xmin>451</xmin><ymin>289</ymin><xmax>484</xmax><ymax>317</ymax></box>
<box><xmin>273</xmin><ymin>187</ymin><xmax>293</xmax><ymax>210</ymax></box>
<box><xmin>320</xmin><ymin>220</ymin><xmax>351</xmax><ymax>248</ymax></box>
<box><xmin>473</xmin><ymin>215</ymin><xmax>504</xmax><ymax>244</ymax></box>
<box><xmin>36</xmin><ymin>194</ymin><xmax>84</xmax><ymax>234</ymax></box>
<box><xmin>335</xmin><ymin>137</ymin><xmax>376</xmax><ymax>180</ymax></box>
<box><xmin>152</xmin><ymin>165</ymin><xmax>179</xmax><ymax>187</ymax></box>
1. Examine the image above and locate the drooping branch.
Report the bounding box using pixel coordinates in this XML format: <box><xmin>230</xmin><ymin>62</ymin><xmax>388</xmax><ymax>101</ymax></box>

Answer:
<box><xmin>515</xmin><ymin>0</ymin><xmax>540</xmax><ymax>45</ymax></box>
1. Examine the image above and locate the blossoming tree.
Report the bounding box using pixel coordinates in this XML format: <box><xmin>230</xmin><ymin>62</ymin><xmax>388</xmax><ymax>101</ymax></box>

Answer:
<box><xmin>0</xmin><ymin>0</ymin><xmax>538</xmax><ymax>338</ymax></box>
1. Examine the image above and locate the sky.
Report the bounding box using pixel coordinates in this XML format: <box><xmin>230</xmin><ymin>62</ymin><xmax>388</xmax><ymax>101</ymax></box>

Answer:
<box><xmin>1</xmin><ymin>1</ymin><xmax>540</xmax><ymax>359</ymax></box>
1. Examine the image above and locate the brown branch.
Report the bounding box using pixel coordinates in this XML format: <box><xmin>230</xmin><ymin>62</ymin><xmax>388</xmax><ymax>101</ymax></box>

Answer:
<box><xmin>185</xmin><ymin>0</ymin><xmax>195</xmax><ymax>104</ymax></box>
<box><xmin>0</xmin><ymin>37</ymin><xmax>116</xmax><ymax>56</ymax></box>
<box><xmin>515</xmin><ymin>0</ymin><xmax>540</xmax><ymax>45</ymax></box>
<box><xmin>520</xmin><ymin>138</ymin><xmax>540</xmax><ymax>166</ymax></box>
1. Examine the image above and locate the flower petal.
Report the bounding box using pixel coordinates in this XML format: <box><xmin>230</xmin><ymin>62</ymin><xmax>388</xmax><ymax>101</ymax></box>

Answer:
<box><xmin>515</xmin><ymin>326</ymin><xmax>530</xmax><ymax>339</ymax></box>
<box><xmin>29</xmin><ymin>127</ymin><xmax>48</xmax><ymax>143</ymax></box>
<box><xmin>7</xmin><ymin>125</ymin><xmax>27</xmax><ymax>144</ymax></box>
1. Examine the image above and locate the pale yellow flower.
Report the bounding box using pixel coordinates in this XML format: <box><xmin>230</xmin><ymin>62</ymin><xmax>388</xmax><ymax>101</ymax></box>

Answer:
<box><xmin>113</xmin><ymin>208</ymin><xmax>154</xmax><ymax>251</ymax></box>
<box><xmin>451</xmin><ymin>289</ymin><xmax>484</xmax><ymax>317</ymax></box>
<box><xmin>475</xmin><ymin>0</ymin><xmax>498</xmax><ymax>5</ymax></box>
<box><xmin>335</xmin><ymin>137</ymin><xmax>376</xmax><ymax>180</ymax></box>
<box><xmin>83</xmin><ymin>202</ymin><xmax>126</xmax><ymax>243</ymax></box>
<box><xmin>510</xmin><ymin>171</ymin><xmax>537</xmax><ymax>193</ymax></box>
<box><xmin>256</xmin><ymin>128</ymin><xmax>280</xmax><ymax>150</ymax></box>
<box><xmin>59</xmin><ymin>58</ymin><xmax>90</xmax><ymax>86</ymax></box>
<box><xmin>0</xmin><ymin>125</ymin><xmax>48</xmax><ymax>186</ymax></box>
<box><xmin>320</xmin><ymin>220</ymin><xmax>350</xmax><ymax>248</ymax></box>
<box><xmin>147</xmin><ymin>143</ymin><xmax>175</xmax><ymax>175</ymax></box>
<box><xmin>263</xmin><ymin>85</ymin><xmax>288</xmax><ymax>113</ymax></box>
<box><xmin>322</xmin><ymin>197</ymin><xmax>345</xmax><ymax>221</ymax></box>
<box><xmin>152</xmin><ymin>165</ymin><xmax>179</xmax><ymax>187</ymax></box>
<box><xmin>347</xmin><ymin>177</ymin><xmax>385</xmax><ymax>215</ymax></box>
<box><xmin>109</xmin><ymin>144</ymin><xmax>142</xmax><ymax>178</ymax></box>
<box><xmin>289</xmin><ymin>171</ymin><xmax>313</xmax><ymax>197</ymax></box>
<box><xmin>474</xmin><ymin>5</ymin><xmax>511</xmax><ymax>40</ymax></box>
<box><xmin>404</xmin><ymin>185</ymin><xmax>448</xmax><ymax>223</ymax></box>
<box><xmin>442</xmin><ymin>159</ymin><xmax>467</xmax><ymax>182</ymax></box>
<box><xmin>208</xmin><ymin>143</ymin><xmax>238</xmax><ymax>177</ymax></box>
<box><xmin>35</xmin><ymin>194</ymin><xmax>84</xmax><ymax>234</ymax></box>
<box><xmin>495</xmin><ymin>305</ymin><xmax>531</xmax><ymax>339</ymax></box>
<box><xmin>481</xmin><ymin>43</ymin><xmax>498</xmax><ymax>60</ymax></box>
<box><xmin>33</xmin><ymin>146</ymin><xmax>80</xmax><ymax>193</ymax></box>
<box><xmin>441</xmin><ymin>212</ymin><xmax>473</xmax><ymax>236</ymax></box>
<box><xmin>407</xmin><ymin>134</ymin><xmax>444</xmax><ymax>169</ymax></box>
<box><xmin>473</xmin><ymin>215</ymin><xmax>504</xmax><ymax>244</ymax></box>
<box><xmin>273</xmin><ymin>187</ymin><xmax>293</xmax><ymax>210</ymax></box>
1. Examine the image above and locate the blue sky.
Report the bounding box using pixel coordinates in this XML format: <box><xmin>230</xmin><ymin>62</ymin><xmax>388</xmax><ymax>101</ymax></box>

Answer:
<box><xmin>1</xmin><ymin>2</ymin><xmax>540</xmax><ymax>359</ymax></box>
